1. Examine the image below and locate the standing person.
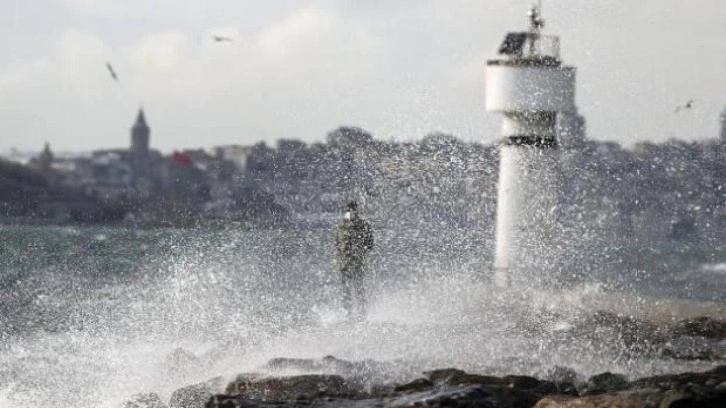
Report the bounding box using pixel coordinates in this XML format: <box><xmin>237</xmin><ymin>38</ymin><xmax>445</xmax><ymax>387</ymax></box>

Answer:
<box><xmin>334</xmin><ymin>201</ymin><xmax>374</xmax><ymax>318</ymax></box>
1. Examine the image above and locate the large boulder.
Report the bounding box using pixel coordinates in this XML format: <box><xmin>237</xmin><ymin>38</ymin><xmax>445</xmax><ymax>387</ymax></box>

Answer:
<box><xmin>169</xmin><ymin>377</ymin><xmax>225</xmax><ymax>408</ymax></box>
<box><xmin>539</xmin><ymin>366</ymin><xmax>580</xmax><ymax>395</ymax></box>
<box><xmin>630</xmin><ymin>370</ymin><xmax>726</xmax><ymax>389</ymax></box>
<box><xmin>422</xmin><ymin>368</ymin><xmax>557</xmax><ymax>396</ymax></box>
<box><xmin>393</xmin><ymin>378</ymin><xmax>434</xmax><ymax>394</ymax></box>
<box><xmin>263</xmin><ymin>355</ymin><xmax>404</xmax><ymax>385</ymax></box>
<box><xmin>540</xmin><ymin>366</ymin><xmax>579</xmax><ymax>385</ymax></box>
<box><xmin>200</xmin><ymin>364</ymin><xmax>726</xmax><ymax>408</ymax></box>
<box><xmin>579</xmin><ymin>372</ymin><xmax>630</xmax><ymax>395</ymax></box>
<box><xmin>264</xmin><ymin>357</ymin><xmax>323</xmax><ymax>372</ymax></box>
<box><xmin>673</xmin><ymin>316</ymin><xmax>726</xmax><ymax>339</ymax></box>
<box><xmin>206</xmin><ymin>395</ymin><xmax>378</xmax><ymax>408</ymax></box>
<box><xmin>657</xmin><ymin>335</ymin><xmax>726</xmax><ymax>361</ymax></box>
<box><xmin>389</xmin><ymin>385</ymin><xmax>539</xmax><ymax>408</ymax></box>
<box><xmin>208</xmin><ymin>386</ymin><xmax>540</xmax><ymax>408</ymax></box>
<box><xmin>536</xmin><ymin>387</ymin><xmax>726</xmax><ymax>407</ymax></box>
<box><xmin>581</xmin><ymin>311</ymin><xmax>669</xmax><ymax>352</ymax></box>
<box><xmin>539</xmin><ymin>368</ymin><xmax>726</xmax><ymax>407</ymax></box>
<box><xmin>423</xmin><ymin>368</ymin><xmax>506</xmax><ymax>386</ymax></box>
<box><xmin>224</xmin><ymin>374</ymin><xmax>355</xmax><ymax>400</ymax></box>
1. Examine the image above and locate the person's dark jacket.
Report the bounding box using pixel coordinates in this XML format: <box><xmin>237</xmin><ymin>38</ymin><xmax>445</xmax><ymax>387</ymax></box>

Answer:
<box><xmin>334</xmin><ymin>216</ymin><xmax>373</xmax><ymax>268</ymax></box>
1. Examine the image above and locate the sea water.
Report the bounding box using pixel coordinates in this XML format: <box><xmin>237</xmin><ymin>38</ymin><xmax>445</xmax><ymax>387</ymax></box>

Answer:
<box><xmin>0</xmin><ymin>225</ymin><xmax>724</xmax><ymax>407</ymax></box>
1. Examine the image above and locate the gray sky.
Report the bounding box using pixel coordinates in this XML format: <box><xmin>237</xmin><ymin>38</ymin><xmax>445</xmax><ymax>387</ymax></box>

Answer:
<box><xmin>1</xmin><ymin>0</ymin><xmax>725</xmax><ymax>152</ymax></box>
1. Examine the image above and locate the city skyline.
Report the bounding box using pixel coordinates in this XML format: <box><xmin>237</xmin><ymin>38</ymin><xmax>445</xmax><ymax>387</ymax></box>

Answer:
<box><xmin>1</xmin><ymin>0</ymin><xmax>726</xmax><ymax>152</ymax></box>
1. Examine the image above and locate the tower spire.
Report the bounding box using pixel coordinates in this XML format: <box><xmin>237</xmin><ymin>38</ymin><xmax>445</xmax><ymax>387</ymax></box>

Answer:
<box><xmin>134</xmin><ymin>107</ymin><xmax>148</xmax><ymax>128</ymax></box>
<box><xmin>130</xmin><ymin>107</ymin><xmax>151</xmax><ymax>184</ymax></box>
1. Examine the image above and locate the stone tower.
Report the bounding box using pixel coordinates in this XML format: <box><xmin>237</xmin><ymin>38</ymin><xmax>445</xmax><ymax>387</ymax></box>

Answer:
<box><xmin>130</xmin><ymin>108</ymin><xmax>151</xmax><ymax>183</ymax></box>
<box><xmin>38</xmin><ymin>142</ymin><xmax>54</xmax><ymax>173</ymax></box>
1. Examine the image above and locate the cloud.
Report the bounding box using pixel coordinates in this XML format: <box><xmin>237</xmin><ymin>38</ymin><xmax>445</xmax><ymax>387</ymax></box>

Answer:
<box><xmin>0</xmin><ymin>30</ymin><xmax>111</xmax><ymax>90</ymax></box>
<box><xmin>63</xmin><ymin>0</ymin><xmax>130</xmax><ymax>17</ymax></box>
<box><xmin>257</xmin><ymin>7</ymin><xmax>337</xmax><ymax>58</ymax></box>
<box><xmin>0</xmin><ymin>4</ymin><xmax>395</xmax><ymax>150</ymax></box>
<box><xmin>130</xmin><ymin>31</ymin><xmax>189</xmax><ymax>74</ymax></box>
<box><xmin>0</xmin><ymin>57</ymin><xmax>50</xmax><ymax>90</ymax></box>
<box><xmin>62</xmin><ymin>0</ymin><xmax>235</xmax><ymax>22</ymax></box>
<box><xmin>55</xmin><ymin>30</ymin><xmax>112</xmax><ymax>81</ymax></box>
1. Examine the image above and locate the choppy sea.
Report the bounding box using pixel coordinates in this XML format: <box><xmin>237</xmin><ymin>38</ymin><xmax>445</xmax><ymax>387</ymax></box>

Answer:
<box><xmin>0</xmin><ymin>225</ymin><xmax>725</xmax><ymax>407</ymax></box>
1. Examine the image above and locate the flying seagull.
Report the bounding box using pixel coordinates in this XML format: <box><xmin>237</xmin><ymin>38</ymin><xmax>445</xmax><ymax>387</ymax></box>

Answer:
<box><xmin>674</xmin><ymin>100</ymin><xmax>695</xmax><ymax>113</ymax></box>
<box><xmin>105</xmin><ymin>62</ymin><xmax>118</xmax><ymax>82</ymax></box>
<box><xmin>212</xmin><ymin>35</ymin><xmax>234</xmax><ymax>42</ymax></box>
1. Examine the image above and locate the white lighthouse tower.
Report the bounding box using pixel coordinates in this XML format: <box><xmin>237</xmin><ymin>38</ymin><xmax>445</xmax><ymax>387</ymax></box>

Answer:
<box><xmin>487</xmin><ymin>4</ymin><xmax>578</xmax><ymax>286</ymax></box>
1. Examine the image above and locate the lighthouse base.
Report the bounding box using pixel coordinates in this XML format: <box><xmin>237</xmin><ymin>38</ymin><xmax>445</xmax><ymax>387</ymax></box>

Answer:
<box><xmin>493</xmin><ymin>144</ymin><xmax>562</xmax><ymax>288</ymax></box>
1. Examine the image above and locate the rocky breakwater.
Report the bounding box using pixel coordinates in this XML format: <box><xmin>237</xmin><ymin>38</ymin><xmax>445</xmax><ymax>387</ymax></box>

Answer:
<box><xmin>206</xmin><ymin>363</ymin><xmax>566</xmax><ymax>408</ymax></box>
<box><xmin>124</xmin><ymin>315</ymin><xmax>726</xmax><ymax>408</ymax></box>
<box><xmin>187</xmin><ymin>362</ymin><xmax>726</xmax><ymax>408</ymax></box>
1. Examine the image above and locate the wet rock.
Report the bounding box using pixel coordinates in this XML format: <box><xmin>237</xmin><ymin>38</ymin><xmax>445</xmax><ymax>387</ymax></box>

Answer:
<box><xmin>200</xmin><ymin>364</ymin><xmax>726</xmax><ymax>408</ymax></box>
<box><xmin>630</xmin><ymin>370</ymin><xmax>726</xmax><ymax>390</ymax></box>
<box><xmin>263</xmin><ymin>356</ymin><xmax>405</xmax><ymax>386</ymax></box>
<box><xmin>206</xmin><ymin>395</ymin><xmax>382</xmax><ymax>407</ymax></box>
<box><xmin>210</xmin><ymin>368</ymin><xmax>543</xmax><ymax>408</ymax></box>
<box><xmin>389</xmin><ymin>385</ymin><xmax>539</xmax><ymax>408</ymax></box>
<box><xmin>540</xmin><ymin>366</ymin><xmax>579</xmax><ymax>385</ymax></box>
<box><xmin>554</xmin><ymin>383</ymin><xmax>578</xmax><ymax>397</ymax></box>
<box><xmin>124</xmin><ymin>392</ymin><xmax>167</xmax><ymax>408</ymax></box>
<box><xmin>584</xmin><ymin>311</ymin><xmax>668</xmax><ymax>351</ymax></box>
<box><xmin>536</xmin><ymin>388</ymin><xmax>683</xmax><ymax>408</ymax></box>
<box><xmin>423</xmin><ymin>368</ymin><xmax>505</xmax><ymax>386</ymax></box>
<box><xmin>503</xmin><ymin>375</ymin><xmax>546</xmax><ymax>390</ymax></box>
<box><xmin>170</xmin><ymin>377</ymin><xmax>225</xmax><ymax>408</ymax></box>
<box><xmin>322</xmin><ymin>355</ymin><xmax>358</xmax><ymax>372</ymax></box>
<box><xmin>658</xmin><ymin>336</ymin><xmax>726</xmax><ymax>361</ymax></box>
<box><xmin>388</xmin><ymin>386</ymin><xmax>496</xmax><ymax>407</ymax></box>
<box><xmin>206</xmin><ymin>385</ymin><xmax>540</xmax><ymax>408</ymax></box>
<box><xmin>528</xmin><ymin>381</ymin><xmax>560</xmax><ymax>397</ymax></box>
<box><xmin>422</xmin><ymin>369</ymin><xmax>557</xmax><ymax>396</ymax></box>
<box><xmin>539</xmin><ymin>366</ymin><xmax>580</xmax><ymax>396</ymax></box>
<box><xmin>364</xmin><ymin>385</ymin><xmax>394</xmax><ymax>399</ymax></box>
<box><xmin>536</xmin><ymin>386</ymin><xmax>726</xmax><ymax>407</ymax></box>
<box><xmin>264</xmin><ymin>355</ymin><xmax>372</xmax><ymax>375</ymax></box>
<box><xmin>265</xmin><ymin>357</ymin><xmax>323</xmax><ymax>372</ymax></box>
<box><xmin>674</xmin><ymin>316</ymin><xmax>726</xmax><ymax>339</ymax></box>
<box><xmin>580</xmin><ymin>372</ymin><xmax>629</xmax><ymax>395</ymax></box>
<box><xmin>393</xmin><ymin>378</ymin><xmax>433</xmax><ymax>394</ymax></box>
<box><xmin>224</xmin><ymin>374</ymin><xmax>355</xmax><ymax>400</ymax></box>
<box><xmin>422</xmin><ymin>368</ymin><xmax>465</xmax><ymax>383</ymax></box>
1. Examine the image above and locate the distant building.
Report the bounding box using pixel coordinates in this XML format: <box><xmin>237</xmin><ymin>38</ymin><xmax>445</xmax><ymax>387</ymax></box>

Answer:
<box><xmin>214</xmin><ymin>145</ymin><xmax>253</xmax><ymax>170</ymax></box>
<box><xmin>30</xmin><ymin>142</ymin><xmax>54</xmax><ymax>173</ymax></box>
<box><xmin>130</xmin><ymin>108</ymin><xmax>151</xmax><ymax>183</ymax></box>
<box><xmin>720</xmin><ymin>106</ymin><xmax>726</xmax><ymax>143</ymax></box>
